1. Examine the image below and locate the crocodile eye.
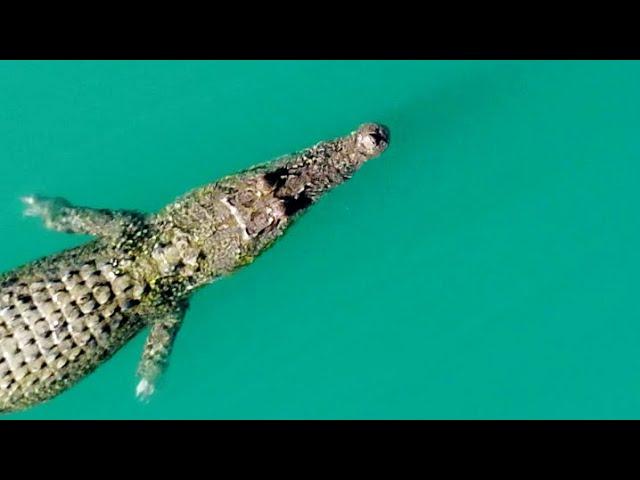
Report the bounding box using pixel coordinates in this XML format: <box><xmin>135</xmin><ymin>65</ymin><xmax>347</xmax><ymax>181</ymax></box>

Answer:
<box><xmin>237</xmin><ymin>190</ymin><xmax>256</xmax><ymax>207</ymax></box>
<box><xmin>246</xmin><ymin>211</ymin><xmax>274</xmax><ymax>237</ymax></box>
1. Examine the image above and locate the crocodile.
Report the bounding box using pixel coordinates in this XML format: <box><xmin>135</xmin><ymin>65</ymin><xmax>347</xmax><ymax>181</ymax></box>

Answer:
<box><xmin>0</xmin><ymin>122</ymin><xmax>390</xmax><ymax>413</ymax></box>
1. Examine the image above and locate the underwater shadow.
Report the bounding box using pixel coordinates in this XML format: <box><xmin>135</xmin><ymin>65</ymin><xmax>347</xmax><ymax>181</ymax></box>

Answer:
<box><xmin>378</xmin><ymin>62</ymin><xmax>526</xmax><ymax>167</ymax></box>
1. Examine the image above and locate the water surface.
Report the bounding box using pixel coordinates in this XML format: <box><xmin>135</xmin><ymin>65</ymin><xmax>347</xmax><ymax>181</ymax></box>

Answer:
<box><xmin>1</xmin><ymin>60</ymin><xmax>639</xmax><ymax>419</ymax></box>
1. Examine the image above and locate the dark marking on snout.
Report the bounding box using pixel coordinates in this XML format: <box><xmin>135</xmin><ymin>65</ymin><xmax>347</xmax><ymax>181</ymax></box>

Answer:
<box><xmin>263</xmin><ymin>167</ymin><xmax>289</xmax><ymax>189</ymax></box>
<box><xmin>282</xmin><ymin>193</ymin><xmax>313</xmax><ymax>217</ymax></box>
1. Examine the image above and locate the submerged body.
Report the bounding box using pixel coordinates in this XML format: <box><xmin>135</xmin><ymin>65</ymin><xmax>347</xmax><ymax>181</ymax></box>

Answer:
<box><xmin>0</xmin><ymin>123</ymin><xmax>390</xmax><ymax>413</ymax></box>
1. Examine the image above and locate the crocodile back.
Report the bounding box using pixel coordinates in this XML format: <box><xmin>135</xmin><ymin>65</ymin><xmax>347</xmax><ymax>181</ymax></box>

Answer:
<box><xmin>0</xmin><ymin>242</ymin><xmax>148</xmax><ymax>412</ymax></box>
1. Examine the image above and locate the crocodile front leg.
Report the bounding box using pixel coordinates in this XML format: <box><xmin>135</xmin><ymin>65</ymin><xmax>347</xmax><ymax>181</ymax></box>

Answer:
<box><xmin>21</xmin><ymin>195</ymin><xmax>145</xmax><ymax>239</ymax></box>
<box><xmin>135</xmin><ymin>301</ymin><xmax>188</xmax><ymax>401</ymax></box>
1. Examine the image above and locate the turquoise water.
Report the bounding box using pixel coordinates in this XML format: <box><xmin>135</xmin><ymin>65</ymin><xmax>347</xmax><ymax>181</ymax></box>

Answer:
<box><xmin>0</xmin><ymin>60</ymin><xmax>639</xmax><ymax>419</ymax></box>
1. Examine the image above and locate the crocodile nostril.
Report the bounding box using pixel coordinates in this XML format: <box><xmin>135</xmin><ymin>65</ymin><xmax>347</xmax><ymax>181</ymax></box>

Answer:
<box><xmin>370</xmin><ymin>130</ymin><xmax>387</xmax><ymax>147</ymax></box>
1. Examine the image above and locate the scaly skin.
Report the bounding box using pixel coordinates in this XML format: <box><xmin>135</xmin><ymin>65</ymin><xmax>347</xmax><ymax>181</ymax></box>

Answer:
<box><xmin>0</xmin><ymin>123</ymin><xmax>390</xmax><ymax>413</ymax></box>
